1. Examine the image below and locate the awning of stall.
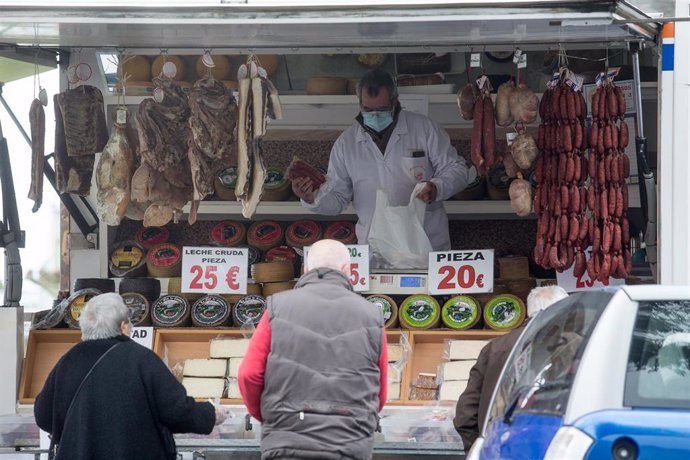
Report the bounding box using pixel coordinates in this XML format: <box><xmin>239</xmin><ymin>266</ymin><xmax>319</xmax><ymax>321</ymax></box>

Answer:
<box><xmin>0</xmin><ymin>1</ymin><xmax>660</xmax><ymax>53</ymax></box>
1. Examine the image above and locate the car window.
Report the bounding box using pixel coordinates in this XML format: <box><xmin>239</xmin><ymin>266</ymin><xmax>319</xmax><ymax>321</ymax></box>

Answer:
<box><xmin>625</xmin><ymin>300</ymin><xmax>690</xmax><ymax>409</ymax></box>
<box><xmin>488</xmin><ymin>292</ymin><xmax>611</xmax><ymax>423</ymax></box>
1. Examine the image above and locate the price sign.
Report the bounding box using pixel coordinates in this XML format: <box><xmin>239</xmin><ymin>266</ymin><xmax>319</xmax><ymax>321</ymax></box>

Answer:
<box><xmin>181</xmin><ymin>246</ymin><xmax>248</xmax><ymax>294</ymax></box>
<box><xmin>303</xmin><ymin>244</ymin><xmax>369</xmax><ymax>292</ymax></box>
<box><xmin>131</xmin><ymin>327</ymin><xmax>153</xmax><ymax>349</ymax></box>
<box><xmin>556</xmin><ymin>247</ymin><xmax>625</xmax><ymax>292</ymax></box>
<box><xmin>428</xmin><ymin>249</ymin><xmax>494</xmax><ymax>295</ymax></box>
<box><xmin>470</xmin><ymin>53</ymin><xmax>481</xmax><ymax>68</ymax></box>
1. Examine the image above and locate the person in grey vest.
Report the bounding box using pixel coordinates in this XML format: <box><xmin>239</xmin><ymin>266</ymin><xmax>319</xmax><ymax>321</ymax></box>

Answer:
<box><xmin>238</xmin><ymin>239</ymin><xmax>388</xmax><ymax>460</ymax></box>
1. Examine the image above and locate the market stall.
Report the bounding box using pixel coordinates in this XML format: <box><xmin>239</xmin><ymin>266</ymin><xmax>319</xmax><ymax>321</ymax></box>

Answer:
<box><xmin>0</xmin><ymin>0</ymin><xmax>661</xmax><ymax>457</ymax></box>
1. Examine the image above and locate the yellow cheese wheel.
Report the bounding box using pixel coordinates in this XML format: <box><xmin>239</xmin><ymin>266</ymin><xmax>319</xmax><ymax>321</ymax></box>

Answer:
<box><xmin>306</xmin><ymin>77</ymin><xmax>348</xmax><ymax>95</ymax></box>
<box><xmin>151</xmin><ymin>55</ymin><xmax>187</xmax><ymax>81</ymax></box>
<box><xmin>121</xmin><ymin>55</ymin><xmax>151</xmax><ymax>82</ymax></box>
<box><xmin>256</xmin><ymin>54</ymin><xmax>280</xmax><ymax>76</ymax></box>
<box><xmin>252</xmin><ymin>261</ymin><xmax>294</xmax><ymax>283</ymax></box>
<box><xmin>196</xmin><ymin>55</ymin><xmax>231</xmax><ymax>80</ymax></box>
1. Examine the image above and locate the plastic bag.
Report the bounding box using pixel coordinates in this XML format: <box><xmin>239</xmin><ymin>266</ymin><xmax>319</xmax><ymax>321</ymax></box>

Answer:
<box><xmin>368</xmin><ymin>183</ymin><xmax>432</xmax><ymax>269</ymax></box>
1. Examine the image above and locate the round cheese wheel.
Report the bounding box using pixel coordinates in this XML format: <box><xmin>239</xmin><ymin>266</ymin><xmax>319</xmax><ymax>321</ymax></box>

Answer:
<box><xmin>286</xmin><ymin>220</ymin><xmax>322</xmax><ymax>248</ymax></box>
<box><xmin>214</xmin><ymin>166</ymin><xmax>238</xmax><ymax>201</ymax></box>
<box><xmin>119</xmin><ymin>277</ymin><xmax>161</xmax><ymax>302</ymax></box>
<box><xmin>122</xmin><ymin>292</ymin><xmax>151</xmax><ymax>327</ymax></box>
<box><xmin>306</xmin><ymin>77</ymin><xmax>348</xmax><ymax>95</ymax></box>
<box><xmin>110</xmin><ymin>241</ymin><xmax>148</xmax><ymax>277</ymax></box>
<box><xmin>483</xmin><ymin>294</ymin><xmax>526</xmax><ymax>330</ymax></box>
<box><xmin>146</xmin><ymin>243</ymin><xmax>182</xmax><ymax>278</ymax></box>
<box><xmin>452</xmin><ymin>173</ymin><xmax>486</xmax><ymax>201</ymax></box>
<box><xmin>252</xmin><ymin>261</ymin><xmax>294</xmax><ymax>283</ymax></box>
<box><xmin>262</xmin><ymin>166</ymin><xmax>292</xmax><ymax>201</ymax></box>
<box><xmin>442</xmin><ymin>295</ymin><xmax>481</xmax><ymax>330</ymax></box>
<box><xmin>233</xmin><ymin>295</ymin><xmax>266</xmax><ymax>327</ymax></box>
<box><xmin>366</xmin><ymin>294</ymin><xmax>399</xmax><ymax>329</ymax></box>
<box><xmin>151</xmin><ymin>295</ymin><xmax>191</xmax><ymax>327</ymax></box>
<box><xmin>399</xmin><ymin>295</ymin><xmax>441</xmax><ymax>330</ymax></box>
<box><xmin>135</xmin><ymin>226</ymin><xmax>170</xmax><ymax>249</ymax></box>
<box><xmin>121</xmin><ymin>55</ymin><xmax>151</xmax><ymax>82</ymax></box>
<box><xmin>35</xmin><ymin>300</ymin><xmax>68</xmax><ymax>329</ymax></box>
<box><xmin>195</xmin><ymin>54</ymin><xmax>231</xmax><ymax>80</ymax></box>
<box><xmin>191</xmin><ymin>295</ymin><xmax>232</xmax><ymax>327</ymax></box>
<box><xmin>210</xmin><ymin>220</ymin><xmax>246</xmax><ymax>246</ymax></box>
<box><xmin>151</xmin><ymin>55</ymin><xmax>187</xmax><ymax>81</ymax></box>
<box><xmin>64</xmin><ymin>288</ymin><xmax>101</xmax><ymax>329</ymax></box>
<box><xmin>247</xmin><ymin>221</ymin><xmax>284</xmax><ymax>251</ymax></box>
<box><xmin>264</xmin><ymin>245</ymin><xmax>298</xmax><ymax>264</ymax></box>
<box><xmin>247</xmin><ymin>247</ymin><xmax>263</xmax><ymax>271</ymax></box>
<box><xmin>73</xmin><ymin>278</ymin><xmax>115</xmax><ymax>293</ymax></box>
<box><xmin>247</xmin><ymin>282</ymin><xmax>263</xmax><ymax>296</ymax></box>
<box><xmin>324</xmin><ymin>221</ymin><xmax>357</xmax><ymax>245</ymax></box>
<box><xmin>255</xmin><ymin>54</ymin><xmax>279</xmax><ymax>76</ymax></box>
<box><xmin>261</xmin><ymin>281</ymin><xmax>296</xmax><ymax>297</ymax></box>
<box><xmin>221</xmin><ymin>281</ymin><xmax>262</xmax><ymax>304</ymax></box>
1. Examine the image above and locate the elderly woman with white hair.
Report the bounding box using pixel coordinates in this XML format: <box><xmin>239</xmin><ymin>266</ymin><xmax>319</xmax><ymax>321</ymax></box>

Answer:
<box><xmin>35</xmin><ymin>292</ymin><xmax>225</xmax><ymax>460</ymax></box>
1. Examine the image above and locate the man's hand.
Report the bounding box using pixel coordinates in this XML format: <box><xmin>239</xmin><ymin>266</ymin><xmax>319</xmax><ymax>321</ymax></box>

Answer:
<box><xmin>292</xmin><ymin>177</ymin><xmax>317</xmax><ymax>204</ymax></box>
<box><xmin>214</xmin><ymin>405</ymin><xmax>229</xmax><ymax>425</ymax></box>
<box><xmin>416</xmin><ymin>181</ymin><xmax>437</xmax><ymax>204</ymax></box>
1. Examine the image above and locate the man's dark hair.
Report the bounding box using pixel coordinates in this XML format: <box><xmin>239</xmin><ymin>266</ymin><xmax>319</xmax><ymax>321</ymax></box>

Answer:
<box><xmin>356</xmin><ymin>68</ymin><xmax>399</xmax><ymax>104</ymax></box>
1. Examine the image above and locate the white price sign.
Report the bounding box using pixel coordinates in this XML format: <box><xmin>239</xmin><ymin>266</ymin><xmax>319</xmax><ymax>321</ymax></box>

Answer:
<box><xmin>304</xmin><ymin>244</ymin><xmax>369</xmax><ymax>292</ymax></box>
<box><xmin>181</xmin><ymin>246</ymin><xmax>248</xmax><ymax>294</ymax></box>
<box><xmin>556</xmin><ymin>248</ymin><xmax>625</xmax><ymax>292</ymax></box>
<box><xmin>428</xmin><ymin>250</ymin><xmax>494</xmax><ymax>295</ymax></box>
<box><xmin>131</xmin><ymin>327</ymin><xmax>153</xmax><ymax>349</ymax></box>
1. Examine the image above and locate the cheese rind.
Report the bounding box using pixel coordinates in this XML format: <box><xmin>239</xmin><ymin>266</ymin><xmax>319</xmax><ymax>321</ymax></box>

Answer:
<box><xmin>210</xmin><ymin>338</ymin><xmax>250</xmax><ymax>358</ymax></box>
<box><xmin>228</xmin><ymin>357</ymin><xmax>243</xmax><ymax>378</ymax></box>
<box><xmin>439</xmin><ymin>380</ymin><xmax>469</xmax><ymax>401</ymax></box>
<box><xmin>183</xmin><ymin>358</ymin><xmax>228</xmax><ymax>377</ymax></box>
<box><xmin>440</xmin><ymin>360</ymin><xmax>476</xmax><ymax>381</ymax></box>
<box><xmin>182</xmin><ymin>377</ymin><xmax>225</xmax><ymax>399</ymax></box>
<box><xmin>447</xmin><ymin>340</ymin><xmax>489</xmax><ymax>361</ymax></box>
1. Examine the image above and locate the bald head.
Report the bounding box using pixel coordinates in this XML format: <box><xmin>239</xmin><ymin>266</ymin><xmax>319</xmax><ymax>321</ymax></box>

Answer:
<box><xmin>526</xmin><ymin>285</ymin><xmax>569</xmax><ymax>318</ymax></box>
<box><xmin>306</xmin><ymin>239</ymin><xmax>351</xmax><ymax>276</ymax></box>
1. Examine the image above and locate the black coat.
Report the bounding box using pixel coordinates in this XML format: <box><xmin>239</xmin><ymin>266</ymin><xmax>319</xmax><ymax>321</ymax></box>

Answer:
<box><xmin>35</xmin><ymin>335</ymin><xmax>215</xmax><ymax>460</ymax></box>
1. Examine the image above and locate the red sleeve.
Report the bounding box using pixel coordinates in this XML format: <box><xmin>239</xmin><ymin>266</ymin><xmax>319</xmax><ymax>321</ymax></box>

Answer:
<box><xmin>378</xmin><ymin>331</ymin><xmax>388</xmax><ymax>412</ymax></box>
<box><xmin>237</xmin><ymin>314</ymin><xmax>271</xmax><ymax>422</ymax></box>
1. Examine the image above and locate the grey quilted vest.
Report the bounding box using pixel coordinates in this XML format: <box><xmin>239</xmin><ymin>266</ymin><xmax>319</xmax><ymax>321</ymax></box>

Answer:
<box><xmin>259</xmin><ymin>268</ymin><xmax>383</xmax><ymax>460</ymax></box>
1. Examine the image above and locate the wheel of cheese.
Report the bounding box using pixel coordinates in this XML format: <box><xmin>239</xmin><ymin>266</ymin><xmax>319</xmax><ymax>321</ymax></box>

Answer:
<box><xmin>232</xmin><ymin>295</ymin><xmax>266</xmax><ymax>327</ymax></box>
<box><xmin>195</xmin><ymin>54</ymin><xmax>231</xmax><ymax>80</ymax></box>
<box><xmin>64</xmin><ymin>288</ymin><xmax>102</xmax><ymax>329</ymax></box>
<box><xmin>324</xmin><ymin>221</ymin><xmax>357</xmax><ymax>245</ymax></box>
<box><xmin>214</xmin><ymin>166</ymin><xmax>237</xmax><ymax>200</ymax></box>
<box><xmin>151</xmin><ymin>55</ymin><xmax>187</xmax><ymax>81</ymax></box>
<box><xmin>264</xmin><ymin>245</ymin><xmax>298</xmax><ymax>264</ymax></box>
<box><xmin>166</xmin><ymin>277</ymin><xmax>203</xmax><ymax>303</ymax></box>
<box><xmin>306</xmin><ymin>77</ymin><xmax>347</xmax><ymax>95</ymax></box>
<box><xmin>119</xmin><ymin>277</ymin><xmax>161</xmax><ymax>302</ymax></box>
<box><xmin>121</xmin><ymin>55</ymin><xmax>151</xmax><ymax>82</ymax></box>
<box><xmin>247</xmin><ymin>282</ymin><xmax>262</xmax><ymax>296</ymax></box>
<box><xmin>286</xmin><ymin>220</ymin><xmax>322</xmax><ymax>248</ymax></box>
<box><xmin>487</xmin><ymin>166</ymin><xmax>512</xmax><ymax>201</ymax></box>
<box><xmin>247</xmin><ymin>221</ymin><xmax>284</xmax><ymax>251</ymax></box>
<box><xmin>262</xmin><ymin>166</ymin><xmax>292</xmax><ymax>201</ymax></box>
<box><xmin>122</xmin><ymin>292</ymin><xmax>151</xmax><ymax>327</ymax></box>
<box><xmin>109</xmin><ymin>241</ymin><xmax>148</xmax><ymax>278</ymax></box>
<box><xmin>34</xmin><ymin>301</ymin><xmax>68</xmax><ymax>329</ymax></box>
<box><xmin>221</xmin><ymin>281</ymin><xmax>262</xmax><ymax>304</ymax></box>
<box><xmin>191</xmin><ymin>295</ymin><xmax>232</xmax><ymax>327</ymax></box>
<box><xmin>452</xmin><ymin>173</ymin><xmax>486</xmax><ymax>201</ymax></box>
<box><xmin>247</xmin><ymin>246</ymin><xmax>264</xmax><ymax>274</ymax></box>
<box><xmin>442</xmin><ymin>296</ymin><xmax>481</xmax><ymax>330</ymax></box>
<box><xmin>146</xmin><ymin>243</ymin><xmax>182</xmax><ymax>278</ymax></box>
<box><xmin>261</xmin><ymin>281</ymin><xmax>296</xmax><ymax>297</ymax></box>
<box><xmin>135</xmin><ymin>226</ymin><xmax>170</xmax><ymax>249</ymax></box>
<box><xmin>366</xmin><ymin>294</ymin><xmax>399</xmax><ymax>329</ymax></box>
<box><xmin>255</xmin><ymin>54</ymin><xmax>280</xmax><ymax>76</ymax></box>
<box><xmin>252</xmin><ymin>261</ymin><xmax>294</xmax><ymax>283</ymax></box>
<box><xmin>399</xmin><ymin>295</ymin><xmax>441</xmax><ymax>330</ymax></box>
<box><xmin>210</xmin><ymin>220</ymin><xmax>246</xmax><ymax>247</ymax></box>
<box><xmin>151</xmin><ymin>295</ymin><xmax>191</xmax><ymax>327</ymax></box>
<box><xmin>483</xmin><ymin>294</ymin><xmax>526</xmax><ymax>331</ymax></box>
<box><xmin>73</xmin><ymin>278</ymin><xmax>115</xmax><ymax>293</ymax></box>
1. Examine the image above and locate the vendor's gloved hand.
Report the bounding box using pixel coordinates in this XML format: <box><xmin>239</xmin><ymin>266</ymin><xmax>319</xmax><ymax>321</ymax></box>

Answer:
<box><xmin>415</xmin><ymin>181</ymin><xmax>437</xmax><ymax>204</ymax></box>
<box><xmin>292</xmin><ymin>177</ymin><xmax>317</xmax><ymax>204</ymax></box>
<box><xmin>214</xmin><ymin>405</ymin><xmax>230</xmax><ymax>425</ymax></box>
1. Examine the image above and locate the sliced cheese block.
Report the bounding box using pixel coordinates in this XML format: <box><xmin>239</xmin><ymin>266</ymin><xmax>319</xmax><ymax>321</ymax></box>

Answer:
<box><xmin>109</xmin><ymin>241</ymin><xmax>147</xmax><ymax>277</ymax></box>
<box><xmin>135</xmin><ymin>226</ymin><xmax>169</xmax><ymax>249</ymax></box>
<box><xmin>215</xmin><ymin>166</ymin><xmax>237</xmax><ymax>201</ymax></box>
<box><xmin>210</xmin><ymin>220</ymin><xmax>246</xmax><ymax>247</ymax></box>
<box><xmin>324</xmin><ymin>221</ymin><xmax>357</xmax><ymax>245</ymax></box>
<box><xmin>151</xmin><ymin>295</ymin><xmax>190</xmax><ymax>327</ymax></box>
<box><xmin>286</xmin><ymin>220</ymin><xmax>322</xmax><ymax>248</ymax></box>
<box><xmin>210</xmin><ymin>338</ymin><xmax>250</xmax><ymax>358</ymax></box>
<box><xmin>388</xmin><ymin>344</ymin><xmax>403</xmax><ymax>362</ymax></box>
<box><xmin>183</xmin><ymin>358</ymin><xmax>228</xmax><ymax>377</ymax></box>
<box><xmin>483</xmin><ymin>294</ymin><xmax>526</xmax><ymax>330</ymax></box>
<box><xmin>182</xmin><ymin>377</ymin><xmax>225</xmax><ymax>399</ymax></box>
<box><xmin>227</xmin><ymin>357</ymin><xmax>243</xmax><ymax>378</ymax></box>
<box><xmin>441</xmin><ymin>360</ymin><xmax>476</xmax><ymax>382</ymax></box>
<box><xmin>366</xmin><ymin>294</ymin><xmax>398</xmax><ymax>329</ymax></box>
<box><xmin>439</xmin><ymin>380</ymin><xmax>469</xmax><ymax>401</ymax></box>
<box><xmin>146</xmin><ymin>243</ymin><xmax>182</xmax><ymax>278</ymax></box>
<box><xmin>262</xmin><ymin>166</ymin><xmax>292</xmax><ymax>201</ymax></box>
<box><xmin>226</xmin><ymin>378</ymin><xmax>242</xmax><ymax>399</ymax></box>
<box><xmin>387</xmin><ymin>381</ymin><xmax>401</xmax><ymax>401</ymax></box>
<box><xmin>191</xmin><ymin>295</ymin><xmax>232</xmax><ymax>327</ymax></box>
<box><xmin>447</xmin><ymin>340</ymin><xmax>490</xmax><ymax>361</ymax></box>
<box><xmin>442</xmin><ymin>296</ymin><xmax>481</xmax><ymax>330</ymax></box>
<box><xmin>247</xmin><ymin>221</ymin><xmax>284</xmax><ymax>251</ymax></box>
<box><xmin>399</xmin><ymin>295</ymin><xmax>441</xmax><ymax>330</ymax></box>
<box><xmin>233</xmin><ymin>295</ymin><xmax>266</xmax><ymax>326</ymax></box>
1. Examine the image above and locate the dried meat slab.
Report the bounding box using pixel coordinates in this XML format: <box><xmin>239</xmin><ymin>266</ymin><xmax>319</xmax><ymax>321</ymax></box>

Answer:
<box><xmin>29</xmin><ymin>98</ymin><xmax>45</xmax><ymax>212</ymax></box>
<box><xmin>57</xmin><ymin>85</ymin><xmax>108</xmax><ymax>157</ymax></box>
<box><xmin>53</xmin><ymin>94</ymin><xmax>94</xmax><ymax>196</ymax></box>
<box><xmin>95</xmin><ymin>122</ymin><xmax>134</xmax><ymax>225</ymax></box>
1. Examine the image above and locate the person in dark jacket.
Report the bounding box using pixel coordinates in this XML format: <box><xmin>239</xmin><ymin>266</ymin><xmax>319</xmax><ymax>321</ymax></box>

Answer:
<box><xmin>238</xmin><ymin>238</ymin><xmax>388</xmax><ymax>460</ymax></box>
<box><xmin>453</xmin><ymin>285</ymin><xmax>568</xmax><ymax>451</ymax></box>
<box><xmin>35</xmin><ymin>292</ymin><xmax>227</xmax><ymax>460</ymax></box>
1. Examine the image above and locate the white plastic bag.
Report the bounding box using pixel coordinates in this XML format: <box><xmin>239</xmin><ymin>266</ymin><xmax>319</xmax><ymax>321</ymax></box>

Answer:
<box><xmin>368</xmin><ymin>183</ymin><xmax>433</xmax><ymax>269</ymax></box>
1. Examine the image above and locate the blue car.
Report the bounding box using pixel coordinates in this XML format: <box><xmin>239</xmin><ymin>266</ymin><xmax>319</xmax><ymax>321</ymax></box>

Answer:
<box><xmin>468</xmin><ymin>286</ymin><xmax>690</xmax><ymax>460</ymax></box>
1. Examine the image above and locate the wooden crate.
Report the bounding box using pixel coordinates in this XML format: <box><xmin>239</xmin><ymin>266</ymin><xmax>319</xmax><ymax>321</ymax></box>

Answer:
<box><xmin>18</xmin><ymin>330</ymin><xmax>81</xmax><ymax>404</ymax></box>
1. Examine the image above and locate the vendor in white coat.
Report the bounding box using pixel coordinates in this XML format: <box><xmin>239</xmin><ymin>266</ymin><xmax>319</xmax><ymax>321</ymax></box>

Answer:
<box><xmin>292</xmin><ymin>69</ymin><xmax>470</xmax><ymax>255</ymax></box>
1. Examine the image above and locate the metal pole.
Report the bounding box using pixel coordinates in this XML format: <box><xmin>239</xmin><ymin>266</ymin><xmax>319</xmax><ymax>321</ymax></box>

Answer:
<box><xmin>631</xmin><ymin>48</ymin><xmax>645</xmax><ymax>139</ymax></box>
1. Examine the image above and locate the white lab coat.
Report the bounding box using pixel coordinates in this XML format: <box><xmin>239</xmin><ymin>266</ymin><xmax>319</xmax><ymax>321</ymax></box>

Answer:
<box><xmin>303</xmin><ymin>110</ymin><xmax>469</xmax><ymax>251</ymax></box>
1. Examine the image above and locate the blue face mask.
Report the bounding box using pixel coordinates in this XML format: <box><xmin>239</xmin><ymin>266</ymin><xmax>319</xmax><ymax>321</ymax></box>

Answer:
<box><xmin>362</xmin><ymin>110</ymin><xmax>394</xmax><ymax>132</ymax></box>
